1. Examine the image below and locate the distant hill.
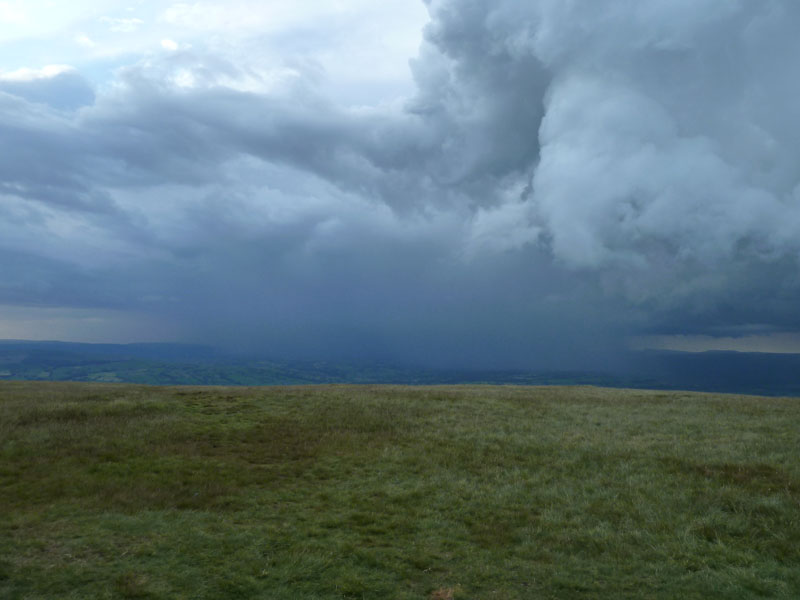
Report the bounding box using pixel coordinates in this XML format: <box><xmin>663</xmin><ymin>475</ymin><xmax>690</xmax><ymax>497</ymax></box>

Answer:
<box><xmin>0</xmin><ymin>340</ymin><xmax>799</xmax><ymax>395</ymax></box>
<box><xmin>628</xmin><ymin>350</ymin><xmax>800</xmax><ymax>397</ymax></box>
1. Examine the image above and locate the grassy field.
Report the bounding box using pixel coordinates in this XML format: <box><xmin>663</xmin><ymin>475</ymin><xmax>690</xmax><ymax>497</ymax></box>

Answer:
<box><xmin>1</xmin><ymin>382</ymin><xmax>799</xmax><ymax>599</ymax></box>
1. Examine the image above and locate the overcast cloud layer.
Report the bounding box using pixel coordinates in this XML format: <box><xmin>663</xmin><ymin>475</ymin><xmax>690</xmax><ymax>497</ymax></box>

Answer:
<box><xmin>2</xmin><ymin>0</ymin><xmax>800</xmax><ymax>367</ymax></box>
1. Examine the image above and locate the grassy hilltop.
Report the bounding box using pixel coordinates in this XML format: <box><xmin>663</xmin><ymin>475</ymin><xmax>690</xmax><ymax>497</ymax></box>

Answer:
<box><xmin>1</xmin><ymin>382</ymin><xmax>799</xmax><ymax>599</ymax></box>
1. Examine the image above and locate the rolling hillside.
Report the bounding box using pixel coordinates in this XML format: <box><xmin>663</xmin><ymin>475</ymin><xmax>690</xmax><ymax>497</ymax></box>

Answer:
<box><xmin>2</xmin><ymin>382</ymin><xmax>799</xmax><ymax>598</ymax></box>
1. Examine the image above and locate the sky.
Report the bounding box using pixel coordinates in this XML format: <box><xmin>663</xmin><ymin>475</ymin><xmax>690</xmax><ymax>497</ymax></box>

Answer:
<box><xmin>2</xmin><ymin>0</ymin><xmax>800</xmax><ymax>368</ymax></box>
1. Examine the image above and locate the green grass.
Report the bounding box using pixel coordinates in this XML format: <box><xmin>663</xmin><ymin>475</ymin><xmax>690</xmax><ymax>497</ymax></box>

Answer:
<box><xmin>1</xmin><ymin>382</ymin><xmax>799</xmax><ymax>599</ymax></box>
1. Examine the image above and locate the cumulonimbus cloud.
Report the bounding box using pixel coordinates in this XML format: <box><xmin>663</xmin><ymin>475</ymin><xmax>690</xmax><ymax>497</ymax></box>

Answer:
<box><xmin>3</xmin><ymin>0</ymin><xmax>800</xmax><ymax>361</ymax></box>
<box><xmin>415</xmin><ymin>0</ymin><xmax>800</xmax><ymax>329</ymax></box>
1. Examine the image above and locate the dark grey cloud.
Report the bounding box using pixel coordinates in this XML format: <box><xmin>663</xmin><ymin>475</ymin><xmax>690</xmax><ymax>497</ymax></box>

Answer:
<box><xmin>0</xmin><ymin>69</ymin><xmax>95</xmax><ymax>110</ymax></box>
<box><xmin>3</xmin><ymin>0</ymin><xmax>800</xmax><ymax>365</ymax></box>
<box><xmin>413</xmin><ymin>0</ymin><xmax>800</xmax><ymax>336</ymax></box>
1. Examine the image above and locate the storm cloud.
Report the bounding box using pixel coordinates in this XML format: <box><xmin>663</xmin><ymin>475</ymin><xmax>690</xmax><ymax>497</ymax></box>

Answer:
<box><xmin>2</xmin><ymin>0</ymin><xmax>800</xmax><ymax>366</ymax></box>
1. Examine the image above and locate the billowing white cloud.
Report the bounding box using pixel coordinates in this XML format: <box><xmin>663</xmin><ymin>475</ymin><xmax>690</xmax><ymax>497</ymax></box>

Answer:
<box><xmin>100</xmin><ymin>16</ymin><xmax>144</xmax><ymax>33</ymax></box>
<box><xmin>528</xmin><ymin>0</ymin><xmax>800</xmax><ymax>270</ymax></box>
<box><xmin>0</xmin><ymin>64</ymin><xmax>73</xmax><ymax>81</ymax></box>
<box><xmin>75</xmin><ymin>33</ymin><xmax>95</xmax><ymax>48</ymax></box>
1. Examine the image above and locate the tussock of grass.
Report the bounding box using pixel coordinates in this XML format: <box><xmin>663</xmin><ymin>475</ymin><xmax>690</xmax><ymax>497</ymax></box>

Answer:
<box><xmin>1</xmin><ymin>382</ymin><xmax>799</xmax><ymax>598</ymax></box>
